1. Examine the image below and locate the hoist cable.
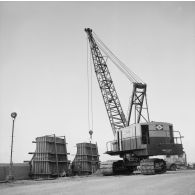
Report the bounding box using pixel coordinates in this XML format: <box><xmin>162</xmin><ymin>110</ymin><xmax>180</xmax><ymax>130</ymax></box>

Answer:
<box><xmin>95</xmin><ymin>33</ymin><xmax>143</xmax><ymax>83</ymax></box>
<box><xmin>86</xmin><ymin>38</ymin><xmax>93</xmax><ymax>131</ymax></box>
<box><xmin>94</xmin><ymin>33</ymin><xmax>137</xmax><ymax>82</ymax></box>
<box><xmin>93</xmin><ymin>32</ymin><xmax>141</xmax><ymax>83</ymax></box>
<box><xmin>96</xmin><ymin>42</ymin><xmax>136</xmax><ymax>82</ymax></box>
<box><xmin>93</xmin><ymin>32</ymin><xmax>144</xmax><ymax>84</ymax></box>
<box><xmin>90</xmin><ymin>46</ymin><xmax>94</xmax><ymax>130</ymax></box>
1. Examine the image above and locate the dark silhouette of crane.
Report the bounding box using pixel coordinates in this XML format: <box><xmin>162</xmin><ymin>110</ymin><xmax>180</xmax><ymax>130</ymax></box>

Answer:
<box><xmin>85</xmin><ymin>28</ymin><xmax>184</xmax><ymax>175</ymax></box>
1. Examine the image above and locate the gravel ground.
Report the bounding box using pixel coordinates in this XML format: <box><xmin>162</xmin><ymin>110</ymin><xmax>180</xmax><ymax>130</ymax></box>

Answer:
<box><xmin>0</xmin><ymin>170</ymin><xmax>195</xmax><ymax>195</ymax></box>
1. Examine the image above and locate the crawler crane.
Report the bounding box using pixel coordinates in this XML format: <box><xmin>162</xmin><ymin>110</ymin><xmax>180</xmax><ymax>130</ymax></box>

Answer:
<box><xmin>85</xmin><ymin>28</ymin><xmax>184</xmax><ymax>175</ymax></box>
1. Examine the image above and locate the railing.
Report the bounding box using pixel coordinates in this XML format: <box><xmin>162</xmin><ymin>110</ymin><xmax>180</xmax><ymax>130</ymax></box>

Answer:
<box><xmin>173</xmin><ymin>131</ymin><xmax>184</xmax><ymax>144</ymax></box>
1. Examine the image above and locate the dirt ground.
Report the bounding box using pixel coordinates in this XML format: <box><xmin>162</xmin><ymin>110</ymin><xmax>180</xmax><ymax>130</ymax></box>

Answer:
<box><xmin>0</xmin><ymin>170</ymin><xmax>195</xmax><ymax>195</ymax></box>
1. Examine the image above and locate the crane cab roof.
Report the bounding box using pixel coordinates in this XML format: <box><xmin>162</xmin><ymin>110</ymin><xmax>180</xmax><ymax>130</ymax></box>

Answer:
<box><xmin>116</xmin><ymin>121</ymin><xmax>173</xmax><ymax>134</ymax></box>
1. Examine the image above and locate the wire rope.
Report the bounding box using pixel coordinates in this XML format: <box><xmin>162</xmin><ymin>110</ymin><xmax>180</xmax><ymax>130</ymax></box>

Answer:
<box><xmin>86</xmin><ymin>38</ymin><xmax>93</xmax><ymax>132</ymax></box>
<box><xmin>93</xmin><ymin>32</ymin><xmax>145</xmax><ymax>84</ymax></box>
<box><xmin>90</xmin><ymin>45</ymin><xmax>94</xmax><ymax>130</ymax></box>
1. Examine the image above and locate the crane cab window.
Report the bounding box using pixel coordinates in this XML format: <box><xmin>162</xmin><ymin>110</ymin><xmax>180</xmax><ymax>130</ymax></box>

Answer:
<box><xmin>169</xmin><ymin>125</ymin><xmax>174</xmax><ymax>143</ymax></box>
<box><xmin>141</xmin><ymin>125</ymin><xmax>150</xmax><ymax>144</ymax></box>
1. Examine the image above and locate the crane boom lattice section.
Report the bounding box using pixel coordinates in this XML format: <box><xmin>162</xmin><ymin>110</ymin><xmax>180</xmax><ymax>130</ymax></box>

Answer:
<box><xmin>85</xmin><ymin>28</ymin><xmax>126</xmax><ymax>135</ymax></box>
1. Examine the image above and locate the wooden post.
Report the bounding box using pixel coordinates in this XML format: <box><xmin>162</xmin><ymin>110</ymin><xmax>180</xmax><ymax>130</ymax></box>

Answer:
<box><xmin>54</xmin><ymin>134</ymin><xmax>59</xmax><ymax>178</ymax></box>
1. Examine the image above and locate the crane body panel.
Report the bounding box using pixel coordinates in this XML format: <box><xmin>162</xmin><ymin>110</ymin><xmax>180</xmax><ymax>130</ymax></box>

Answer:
<box><xmin>106</xmin><ymin>121</ymin><xmax>183</xmax><ymax>157</ymax></box>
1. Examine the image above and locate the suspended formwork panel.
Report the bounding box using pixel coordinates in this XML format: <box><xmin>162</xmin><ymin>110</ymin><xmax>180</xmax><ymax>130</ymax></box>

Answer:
<box><xmin>29</xmin><ymin>134</ymin><xmax>70</xmax><ymax>179</ymax></box>
<box><xmin>72</xmin><ymin>142</ymin><xmax>99</xmax><ymax>175</ymax></box>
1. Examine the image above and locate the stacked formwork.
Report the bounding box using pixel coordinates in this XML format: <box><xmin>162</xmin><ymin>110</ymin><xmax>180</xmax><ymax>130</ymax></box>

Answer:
<box><xmin>29</xmin><ymin>134</ymin><xmax>70</xmax><ymax>179</ymax></box>
<box><xmin>72</xmin><ymin>142</ymin><xmax>99</xmax><ymax>175</ymax></box>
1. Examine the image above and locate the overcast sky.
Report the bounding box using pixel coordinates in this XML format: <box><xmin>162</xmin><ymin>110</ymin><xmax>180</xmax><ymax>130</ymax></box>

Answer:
<box><xmin>0</xmin><ymin>1</ymin><xmax>195</xmax><ymax>163</ymax></box>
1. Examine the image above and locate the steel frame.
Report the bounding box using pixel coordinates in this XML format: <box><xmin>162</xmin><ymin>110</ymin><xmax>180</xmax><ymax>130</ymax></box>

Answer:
<box><xmin>85</xmin><ymin>28</ymin><xmax>126</xmax><ymax>135</ymax></box>
<box><xmin>127</xmin><ymin>83</ymin><xmax>150</xmax><ymax>125</ymax></box>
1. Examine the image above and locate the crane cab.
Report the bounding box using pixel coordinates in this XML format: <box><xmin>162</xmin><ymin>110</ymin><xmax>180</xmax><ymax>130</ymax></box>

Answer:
<box><xmin>106</xmin><ymin>121</ymin><xmax>183</xmax><ymax>157</ymax></box>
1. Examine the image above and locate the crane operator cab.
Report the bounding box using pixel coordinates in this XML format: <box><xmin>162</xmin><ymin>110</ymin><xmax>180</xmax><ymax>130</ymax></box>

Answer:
<box><xmin>106</xmin><ymin>121</ymin><xmax>183</xmax><ymax>157</ymax></box>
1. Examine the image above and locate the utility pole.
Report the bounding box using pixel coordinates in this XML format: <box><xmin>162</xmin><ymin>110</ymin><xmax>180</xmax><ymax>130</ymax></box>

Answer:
<box><xmin>8</xmin><ymin>112</ymin><xmax>17</xmax><ymax>181</ymax></box>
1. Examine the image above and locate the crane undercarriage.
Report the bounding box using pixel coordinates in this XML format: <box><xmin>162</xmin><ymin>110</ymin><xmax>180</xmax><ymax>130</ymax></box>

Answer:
<box><xmin>100</xmin><ymin>158</ymin><xmax>166</xmax><ymax>176</ymax></box>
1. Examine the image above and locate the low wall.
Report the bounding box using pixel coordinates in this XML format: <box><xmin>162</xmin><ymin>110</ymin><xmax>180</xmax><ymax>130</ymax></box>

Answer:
<box><xmin>0</xmin><ymin>163</ymin><xmax>30</xmax><ymax>181</ymax></box>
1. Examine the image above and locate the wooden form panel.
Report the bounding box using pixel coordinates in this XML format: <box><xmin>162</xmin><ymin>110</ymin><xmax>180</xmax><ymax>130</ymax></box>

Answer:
<box><xmin>30</xmin><ymin>134</ymin><xmax>70</xmax><ymax>179</ymax></box>
<box><xmin>72</xmin><ymin>142</ymin><xmax>99</xmax><ymax>175</ymax></box>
